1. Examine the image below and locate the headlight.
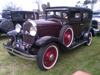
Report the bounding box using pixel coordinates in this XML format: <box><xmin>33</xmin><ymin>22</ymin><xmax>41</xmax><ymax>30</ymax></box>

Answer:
<box><xmin>15</xmin><ymin>24</ymin><xmax>22</xmax><ymax>33</ymax></box>
<box><xmin>28</xmin><ymin>19</ymin><xmax>37</xmax><ymax>36</ymax></box>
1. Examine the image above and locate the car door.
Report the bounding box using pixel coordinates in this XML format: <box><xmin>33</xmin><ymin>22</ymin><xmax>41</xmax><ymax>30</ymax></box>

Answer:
<box><xmin>81</xmin><ymin>11</ymin><xmax>91</xmax><ymax>33</ymax></box>
<box><xmin>68</xmin><ymin>10</ymin><xmax>83</xmax><ymax>39</ymax></box>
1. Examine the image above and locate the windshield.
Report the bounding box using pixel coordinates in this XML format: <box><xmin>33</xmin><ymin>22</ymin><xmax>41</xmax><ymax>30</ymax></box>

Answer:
<box><xmin>46</xmin><ymin>10</ymin><xmax>68</xmax><ymax>20</ymax></box>
<box><xmin>46</xmin><ymin>11</ymin><xmax>61</xmax><ymax>19</ymax></box>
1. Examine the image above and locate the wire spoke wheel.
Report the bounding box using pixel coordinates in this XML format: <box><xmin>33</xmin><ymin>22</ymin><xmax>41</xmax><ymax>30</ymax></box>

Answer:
<box><xmin>37</xmin><ymin>43</ymin><xmax>59</xmax><ymax>70</ymax></box>
<box><xmin>63</xmin><ymin>28</ymin><xmax>73</xmax><ymax>47</ymax></box>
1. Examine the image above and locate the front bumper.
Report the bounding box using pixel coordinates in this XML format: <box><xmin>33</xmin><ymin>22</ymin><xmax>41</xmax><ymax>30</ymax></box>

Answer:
<box><xmin>4</xmin><ymin>44</ymin><xmax>36</xmax><ymax>61</ymax></box>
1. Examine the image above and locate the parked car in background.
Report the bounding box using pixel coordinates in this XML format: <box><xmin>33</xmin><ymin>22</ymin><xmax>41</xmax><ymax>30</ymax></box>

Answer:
<box><xmin>0</xmin><ymin>10</ymin><xmax>39</xmax><ymax>36</ymax></box>
<box><xmin>4</xmin><ymin>7</ymin><xmax>93</xmax><ymax>70</ymax></box>
<box><xmin>92</xmin><ymin>12</ymin><xmax>100</xmax><ymax>35</ymax></box>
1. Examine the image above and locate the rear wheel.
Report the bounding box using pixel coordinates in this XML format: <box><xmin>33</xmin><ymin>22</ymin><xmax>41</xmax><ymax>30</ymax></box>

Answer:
<box><xmin>37</xmin><ymin>43</ymin><xmax>59</xmax><ymax>70</ymax></box>
<box><xmin>85</xmin><ymin>32</ymin><xmax>92</xmax><ymax>46</ymax></box>
<box><xmin>59</xmin><ymin>25</ymin><xmax>74</xmax><ymax>47</ymax></box>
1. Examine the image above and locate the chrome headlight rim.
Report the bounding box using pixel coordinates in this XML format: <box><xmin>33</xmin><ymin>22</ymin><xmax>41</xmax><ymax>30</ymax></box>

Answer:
<box><xmin>28</xmin><ymin>19</ymin><xmax>37</xmax><ymax>36</ymax></box>
<box><xmin>15</xmin><ymin>23</ymin><xmax>22</xmax><ymax>33</ymax></box>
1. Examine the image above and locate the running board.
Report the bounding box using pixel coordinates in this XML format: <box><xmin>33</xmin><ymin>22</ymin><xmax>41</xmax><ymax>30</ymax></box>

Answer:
<box><xmin>4</xmin><ymin>44</ymin><xmax>36</xmax><ymax>61</ymax></box>
<box><xmin>69</xmin><ymin>40</ymin><xmax>87</xmax><ymax>49</ymax></box>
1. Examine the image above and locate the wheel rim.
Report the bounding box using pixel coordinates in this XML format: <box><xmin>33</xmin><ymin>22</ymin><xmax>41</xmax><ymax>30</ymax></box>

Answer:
<box><xmin>87</xmin><ymin>32</ymin><xmax>92</xmax><ymax>46</ymax></box>
<box><xmin>63</xmin><ymin>28</ymin><xmax>73</xmax><ymax>47</ymax></box>
<box><xmin>43</xmin><ymin>45</ymin><xmax>58</xmax><ymax>69</ymax></box>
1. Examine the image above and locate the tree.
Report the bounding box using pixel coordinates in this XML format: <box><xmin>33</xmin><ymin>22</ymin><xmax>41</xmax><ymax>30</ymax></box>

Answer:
<box><xmin>76</xmin><ymin>0</ymin><xmax>97</xmax><ymax>10</ymax></box>
<box><xmin>34</xmin><ymin>0</ymin><xmax>42</xmax><ymax>13</ymax></box>
<box><xmin>83</xmin><ymin>0</ymin><xmax>97</xmax><ymax>10</ymax></box>
<box><xmin>3</xmin><ymin>2</ymin><xmax>22</xmax><ymax>11</ymax></box>
<box><xmin>42</xmin><ymin>4</ymin><xmax>47</xmax><ymax>12</ymax></box>
<box><xmin>42</xmin><ymin>2</ymin><xmax>50</xmax><ymax>13</ymax></box>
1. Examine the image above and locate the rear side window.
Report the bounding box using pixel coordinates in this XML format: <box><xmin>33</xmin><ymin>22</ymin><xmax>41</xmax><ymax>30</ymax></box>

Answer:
<box><xmin>75</xmin><ymin>13</ymin><xmax>81</xmax><ymax>19</ymax></box>
<box><xmin>83</xmin><ymin>13</ymin><xmax>88</xmax><ymax>19</ymax></box>
<box><xmin>69</xmin><ymin>11</ymin><xmax>81</xmax><ymax>22</ymax></box>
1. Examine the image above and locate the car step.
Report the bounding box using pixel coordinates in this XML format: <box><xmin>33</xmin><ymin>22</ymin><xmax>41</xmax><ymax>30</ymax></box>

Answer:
<box><xmin>69</xmin><ymin>40</ymin><xmax>87</xmax><ymax>49</ymax></box>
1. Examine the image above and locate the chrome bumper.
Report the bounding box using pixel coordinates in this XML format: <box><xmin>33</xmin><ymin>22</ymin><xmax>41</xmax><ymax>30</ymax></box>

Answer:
<box><xmin>4</xmin><ymin>44</ymin><xmax>36</xmax><ymax>61</ymax></box>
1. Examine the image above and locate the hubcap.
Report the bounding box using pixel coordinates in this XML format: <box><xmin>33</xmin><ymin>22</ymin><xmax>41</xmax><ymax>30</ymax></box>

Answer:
<box><xmin>43</xmin><ymin>45</ymin><xmax>58</xmax><ymax>68</ymax></box>
<box><xmin>63</xmin><ymin>28</ymin><xmax>73</xmax><ymax>47</ymax></box>
<box><xmin>49</xmin><ymin>54</ymin><xmax>54</xmax><ymax>61</ymax></box>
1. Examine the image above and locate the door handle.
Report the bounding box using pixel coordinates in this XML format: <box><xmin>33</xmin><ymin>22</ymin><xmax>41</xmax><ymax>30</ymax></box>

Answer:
<box><xmin>80</xmin><ymin>24</ymin><xmax>84</xmax><ymax>26</ymax></box>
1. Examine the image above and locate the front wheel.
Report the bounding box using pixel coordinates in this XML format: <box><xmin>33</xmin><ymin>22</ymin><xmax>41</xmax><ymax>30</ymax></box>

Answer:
<box><xmin>85</xmin><ymin>32</ymin><xmax>92</xmax><ymax>46</ymax></box>
<box><xmin>37</xmin><ymin>43</ymin><xmax>59</xmax><ymax>70</ymax></box>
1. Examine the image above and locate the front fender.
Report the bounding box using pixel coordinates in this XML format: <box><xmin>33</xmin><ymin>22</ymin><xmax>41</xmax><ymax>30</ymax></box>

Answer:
<box><xmin>35</xmin><ymin>36</ymin><xmax>59</xmax><ymax>46</ymax></box>
<box><xmin>35</xmin><ymin>36</ymin><xmax>68</xmax><ymax>51</ymax></box>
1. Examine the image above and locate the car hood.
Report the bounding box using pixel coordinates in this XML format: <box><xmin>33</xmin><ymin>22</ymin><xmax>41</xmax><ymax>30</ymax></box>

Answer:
<box><xmin>23</xmin><ymin>19</ymin><xmax>62</xmax><ymax>37</ymax></box>
<box><xmin>34</xmin><ymin>19</ymin><xmax>61</xmax><ymax>26</ymax></box>
<box><xmin>34</xmin><ymin>19</ymin><xmax>62</xmax><ymax>37</ymax></box>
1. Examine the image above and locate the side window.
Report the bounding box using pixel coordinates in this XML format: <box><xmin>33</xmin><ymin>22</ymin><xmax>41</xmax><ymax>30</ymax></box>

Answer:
<box><xmin>63</xmin><ymin>12</ymin><xmax>68</xmax><ymax>20</ymax></box>
<box><xmin>12</xmin><ymin>13</ymin><xmax>23</xmax><ymax>21</ymax></box>
<box><xmin>75</xmin><ymin>13</ymin><xmax>81</xmax><ymax>19</ymax></box>
<box><xmin>83</xmin><ymin>12</ymin><xmax>88</xmax><ymax>19</ymax></box>
<box><xmin>69</xmin><ymin>11</ymin><xmax>81</xmax><ymax>22</ymax></box>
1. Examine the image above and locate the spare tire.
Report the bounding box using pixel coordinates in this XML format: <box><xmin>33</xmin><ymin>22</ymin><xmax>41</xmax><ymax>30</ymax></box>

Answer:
<box><xmin>0</xmin><ymin>19</ymin><xmax>14</xmax><ymax>33</ymax></box>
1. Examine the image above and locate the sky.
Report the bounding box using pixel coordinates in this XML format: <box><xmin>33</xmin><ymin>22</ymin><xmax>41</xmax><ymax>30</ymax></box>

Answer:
<box><xmin>0</xmin><ymin>0</ymin><xmax>100</xmax><ymax>12</ymax></box>
<box><xmin>0</xmin><ymin>0</ymin><xmax>84</xmax><ymax>12</ymax></box>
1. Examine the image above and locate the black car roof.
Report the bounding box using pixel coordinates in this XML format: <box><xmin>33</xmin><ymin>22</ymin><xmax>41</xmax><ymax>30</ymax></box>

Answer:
<box><xmin>46</xmin><ymin>6</ymin><xmax>92</xmax><ymax>12</ymax></box>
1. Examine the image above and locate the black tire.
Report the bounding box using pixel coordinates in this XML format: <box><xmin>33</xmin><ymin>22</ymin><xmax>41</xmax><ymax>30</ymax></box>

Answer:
<box><xmin>59</xmin><ymin>25</ymin><xmax>74</xmax><ymax>48</ymax></box>
<box><xmin>91</xmin><ymin>29</ymin><xmax>95</xmax><ymax>37</ymax></box>
<box><xmin>37</xmin><ymin>43</ymin><xmax>59</xmax><ymax>70</ymax></box>
<box><xmin>0</xmin><ymin>33</ymin><xmax>1</xmax><ymax>37</ymax></box>
<box><xmin>85</xmin><ymin>32</ymin><xmax>92</xmax><ymax>46</ymax></box>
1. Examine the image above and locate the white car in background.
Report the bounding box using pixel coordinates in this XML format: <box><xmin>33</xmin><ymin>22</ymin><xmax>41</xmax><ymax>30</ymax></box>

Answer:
<box><xmin>92</xmin><ymin>12</ymin><xmax>100</xmax><ymax>35</ymax></box>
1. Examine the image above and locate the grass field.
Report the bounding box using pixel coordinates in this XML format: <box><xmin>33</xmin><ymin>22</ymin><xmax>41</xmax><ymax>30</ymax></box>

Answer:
<box><xmin>0</xmin><ymin>36</ymin><xmax>100</xmax><ymax>75</ymax></box>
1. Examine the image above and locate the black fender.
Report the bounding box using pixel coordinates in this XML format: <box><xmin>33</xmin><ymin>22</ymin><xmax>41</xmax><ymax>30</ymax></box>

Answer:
<box><xmin>35</xmin><ymin>36</ymin><xmax>67</xmax><ymax>50</ymax></box>
<box><xmin>36</xmin><ymin>36</ymin><xmax>59</xmax><ymax>46</ymax></box>
<box><xmin>90</xmin><ymin>27</ymin><xmax>95</xmax><ymax>36</ymax></box>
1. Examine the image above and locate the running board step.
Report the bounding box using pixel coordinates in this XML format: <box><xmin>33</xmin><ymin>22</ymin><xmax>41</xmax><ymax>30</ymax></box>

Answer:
<box><xmin>69</xmin><ymin>40</ymin><xmax>87</xmax><ymax>49</ymax></box>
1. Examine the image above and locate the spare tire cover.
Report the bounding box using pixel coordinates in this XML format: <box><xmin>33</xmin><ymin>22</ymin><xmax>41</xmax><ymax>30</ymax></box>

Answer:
<box><xmin>0</xmin><ymin>19</ymin><xmax>14</xmax><ymax>33</ymax></box>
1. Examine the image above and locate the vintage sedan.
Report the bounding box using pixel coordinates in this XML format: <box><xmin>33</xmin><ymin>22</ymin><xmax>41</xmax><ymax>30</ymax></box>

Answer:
<box><xmin>4</xmin><ymin>7</ymin><xmax>93</xmax><ymax>70</ymax></box>
<box><xmin>0</xmin><ymin>10</ymin><xmax>39</xmax><ymax>36</ymax></box>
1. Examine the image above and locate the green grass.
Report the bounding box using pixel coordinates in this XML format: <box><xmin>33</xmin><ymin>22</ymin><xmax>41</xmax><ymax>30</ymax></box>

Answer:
<box><xmin>0</xmin><ymin>36</ymin><xmax>100</xmax><ymax>75</ymax></box>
